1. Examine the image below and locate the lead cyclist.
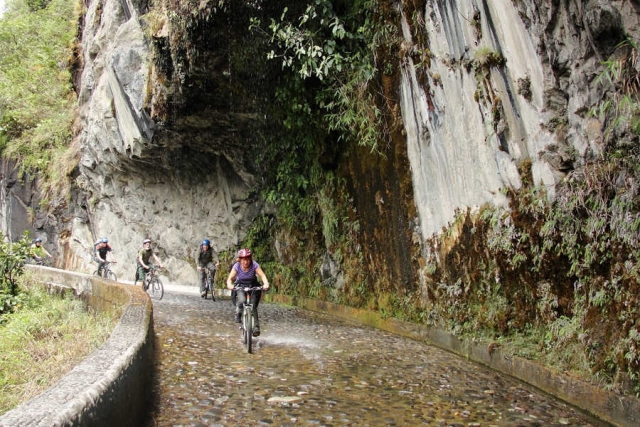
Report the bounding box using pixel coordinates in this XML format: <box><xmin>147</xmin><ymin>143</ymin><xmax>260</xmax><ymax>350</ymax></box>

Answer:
<box><xmin>225</xmin><ymin>248</ymin><xmax>270</xmax><ymax>336</ymax></box>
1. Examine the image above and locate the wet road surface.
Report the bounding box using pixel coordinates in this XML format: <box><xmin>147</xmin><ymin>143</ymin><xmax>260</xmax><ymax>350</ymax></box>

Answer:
<box><xmin>145</xmin><ymin>289</ymin><xmax>609</xmax><ymax>427</ymax></box>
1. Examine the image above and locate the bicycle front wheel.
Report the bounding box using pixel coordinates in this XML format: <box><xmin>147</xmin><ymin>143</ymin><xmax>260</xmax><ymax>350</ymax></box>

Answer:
<box><xmin>244</xmin><ymin>308</ymin><xmax>253</xmax><ymax>353</ymax></box>
<box><xmin>152</xmin><ymin>277</ymin><xmax>164</xmax><ymax>300</ymax></box>
<box><xmin>106</xmin><ymin>271</ymin><xmax>117</xmax><ymax>281</ymax></box>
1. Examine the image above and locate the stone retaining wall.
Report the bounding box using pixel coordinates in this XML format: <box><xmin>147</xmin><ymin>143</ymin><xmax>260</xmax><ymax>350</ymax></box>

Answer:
<box><xmin>264</xmin><ymin>294</ymin><xmax>640</xmax><ymax>427</ymax></box>
<box><xmin>0</xmin><ymin>266</ymin><xmax>153</xmax><ymax>427</ymax></box>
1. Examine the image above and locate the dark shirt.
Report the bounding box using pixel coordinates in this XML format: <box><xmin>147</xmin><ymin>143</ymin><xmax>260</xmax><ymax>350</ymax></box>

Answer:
<box><xmin>94</xmin><ymin>243</ymin><xmax>112</xmax><ymax>260</ymax></box>
<box><xmin>195</xmin><ymin>245</ymin><xmax>216</xmax><ymax>267</ymax></box>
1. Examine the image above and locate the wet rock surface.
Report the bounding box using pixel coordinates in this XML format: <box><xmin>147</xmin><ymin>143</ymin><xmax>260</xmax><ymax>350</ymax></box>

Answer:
<box><xmin>146</xmin><ymin>291</ymin><xmax>608</xmax><ymax>426</ymax></box>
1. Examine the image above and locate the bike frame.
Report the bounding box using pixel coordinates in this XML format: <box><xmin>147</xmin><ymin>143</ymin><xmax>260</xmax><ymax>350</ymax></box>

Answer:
<box><xmin>204</xmin><ymin>267</ymin><xmax>216</xmax><ymax>301</ymax></box>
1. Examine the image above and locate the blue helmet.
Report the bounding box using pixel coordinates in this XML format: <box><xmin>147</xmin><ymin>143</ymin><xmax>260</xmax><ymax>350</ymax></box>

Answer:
<box><xmin>34</xmin><ymin>237</ymin><xmax>42</xmax><ymax>243</ymax></box>
<box><xmin>102</xmin><ymin>237</ymin><xmax>108</xmax><ymax>243</ymax></box>
<box><xmin>202</xmin><ymin>239</ymin><xmax>210</xmax><ymax>246</ymax></box>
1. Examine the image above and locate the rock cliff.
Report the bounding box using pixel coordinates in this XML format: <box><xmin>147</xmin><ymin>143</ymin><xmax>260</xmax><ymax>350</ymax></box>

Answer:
<box><xmin>2</xmin><ymin>0</ymin><xmax>638</xmax><ymax>291</ymax></box>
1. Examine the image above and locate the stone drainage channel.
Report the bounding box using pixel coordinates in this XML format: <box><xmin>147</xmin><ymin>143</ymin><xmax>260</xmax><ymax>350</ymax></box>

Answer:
<box><xmin>145</xmin><ymin>289</ymin><xmax>609</xmax><ymax>427</ymax></box>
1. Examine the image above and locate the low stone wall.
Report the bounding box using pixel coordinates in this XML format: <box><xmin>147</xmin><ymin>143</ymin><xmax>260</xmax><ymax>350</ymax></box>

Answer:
<box><xmin>265</xmin><ymin>294</ymin><xmax>640</xmax><ymax>427</ymax></box>
<box><xmin>0</xmin><ymin>266</ymin><xmax>153</xmax><ymax>427</ymax></box>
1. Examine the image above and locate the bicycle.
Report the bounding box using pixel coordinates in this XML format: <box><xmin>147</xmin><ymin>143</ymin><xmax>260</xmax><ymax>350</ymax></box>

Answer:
<box><xmin>202</xmin><ymin>267</ymin><xmax>216</xmax><ymax>301</ymax></box>
<box><xmin>93</xmin><ymin>261</ymin><xmax>117</xmax><ymax>281</ymax></box>
<box><xmin>143</xmin><ymin>265</ymin><xmax>164</xmax><ymax>300</ymax></box>
<box><xmin>234</xmin><ymin>285</ymin><xmax>264</xmax><ymax>354</ymax></box>
<box><xmin>27</xmin><ymin>256</ymin><xmax>52</xmax><ymax>267</ymax></box>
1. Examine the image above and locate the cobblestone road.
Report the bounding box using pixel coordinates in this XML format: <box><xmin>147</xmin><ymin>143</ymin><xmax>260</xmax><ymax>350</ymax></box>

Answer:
<box><xmin>145</xmin><ymin>288</ymin><xmax>608</xmax><ymax>427</ymax></box>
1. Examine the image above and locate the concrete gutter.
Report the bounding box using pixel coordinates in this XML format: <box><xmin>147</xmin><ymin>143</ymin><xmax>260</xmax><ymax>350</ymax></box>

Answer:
<box><xmin>264</xmin><ymin>293</ymin><xmax>640</xmax><ymax>427</ymax></box>
<box><xmin>0</xmin><ymin>266</ymin><xmax>153</xmax><ymax>427</ymax></box>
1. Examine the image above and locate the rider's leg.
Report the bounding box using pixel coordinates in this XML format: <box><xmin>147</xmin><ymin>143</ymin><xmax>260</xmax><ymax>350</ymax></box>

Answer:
<box><xmin>137</xmin><ymin>265</ymin><xmax>147</xmax><ymax>288</ymax></box>
<box><xmin>235</xmin><ymin>290</ymin><xmax>247</xmax><ymax>323</ymax></box>
<box><xmin>198</xmin><ymin>268</ymin><xmax>206</xmax><ymax>297</ymax></box>
<box><xmin>251</xmin><ymin>290</ymin><xmax>262</xmax><ymax>335</ymax></box>
<box><xmin>206</xmin><ymin>262</ymin><xmax>217</xmax><ymax>300</ymax></box>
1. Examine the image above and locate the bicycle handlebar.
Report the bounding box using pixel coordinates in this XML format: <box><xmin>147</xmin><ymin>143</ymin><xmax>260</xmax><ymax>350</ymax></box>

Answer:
<box><xmin>233</xmin><ymin>285</ymin><xmax>265</xmax><ymax>292</ymax></box>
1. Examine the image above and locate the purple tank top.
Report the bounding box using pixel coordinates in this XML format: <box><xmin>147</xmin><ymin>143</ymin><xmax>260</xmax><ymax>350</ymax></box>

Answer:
<box><xmin>233</xmin><ymin>260</ymin><xmax>260</xmax><ymax>284</ymax></box>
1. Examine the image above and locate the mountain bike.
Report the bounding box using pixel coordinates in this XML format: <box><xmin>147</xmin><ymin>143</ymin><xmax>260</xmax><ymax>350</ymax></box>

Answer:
<box><xmin>93</xmin><ymin>261</ymin><xmax>117</xmax><ymax>281</ymax></box>
<box><xmin>27</xmin><ymin>256</ymin><xmax>52</xmax><ymax>267</ymax></box>
<box><xmin>235</xmin><ymin>285</ymin><xmax>264</xmax><ymax>354</ymax></box>
<box><xmin>143</xmin><ymin>265</ymin><xmax>164</xmax><ymax>300</ymax></box>
<box><xmin>202</xmin><ymin>267</ymin><xmax>216</xmax><ymax>301</ymax></box>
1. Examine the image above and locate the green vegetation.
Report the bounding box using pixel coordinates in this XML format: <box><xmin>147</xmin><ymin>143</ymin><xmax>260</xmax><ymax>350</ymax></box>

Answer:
<box><xmin>241</xmin><ymin>0</ymin><xmax>408</xmax><ymax>303</ymax></box>
<box><xmin>0</xmin><ymin>275</ymin><xmax>116</xmax><ymax>414</ymax></box>
<box><xmin>0</xmin><ymin>0</ymin><xmax>79</xmax><ymax>198</ymax></box>
<box><xmin>261</xmin><ymin>0</ymin><xmax>389</xmax><ymax>152</ymax></box>
<box><xmin>0</xmin><ymin>232</ymin><xmax>33</xmax><ymax>315</ymax></box>
<box><xmin>592</xmin><ymin>39</ymin><xmax>640</xmax><ymax>138</ymax></box>
<box><xmin>421</xmin><ymin>41</ymin><xmax>640</xmax><ymax>395</ymax></box>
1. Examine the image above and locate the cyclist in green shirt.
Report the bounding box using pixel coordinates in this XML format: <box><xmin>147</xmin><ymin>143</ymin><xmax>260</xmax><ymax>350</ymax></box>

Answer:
<box><xmin>135</xmin><ymin>238</ymin><xmax>164</xmax><ymax>287</ymax></box>
<box><xmin>30</xmin><ymin>238</ymin><xmax>52</xmax><ymax>265</ymax></box>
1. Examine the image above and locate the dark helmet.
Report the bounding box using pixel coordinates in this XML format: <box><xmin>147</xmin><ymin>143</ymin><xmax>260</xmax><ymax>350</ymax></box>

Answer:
<box><xmin>143</xmin><ymin>238</ymin><xmax>152</xmax><ymax>244</ymax></box>
<box><xmin>237</xmin><ymin>248</ymin><xmax>252</xmax><ymax>259</ymax></box>
<box><xmin>202</xmin><ymin>239</ymin><xmax>210</xmax><ymax>246</ymax></box>
<box><xmin>102</xmin><ymin>237</ymin><xmax>108</xmax><ymax>243</ymax></box>
<box><xmin>34</xmin><ymin>237</ymin><xmax>42</xmax><ymax>243</ymax></box>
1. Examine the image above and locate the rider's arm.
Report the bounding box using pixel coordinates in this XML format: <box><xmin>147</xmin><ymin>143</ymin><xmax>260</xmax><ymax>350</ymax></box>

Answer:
<box><xmin>226</xmin><ymin>269</ymin><xmax>237</xmax><ymax>290</ymax></box>
<box><xmin>137</xmin><ymin>253</ymin><xmax>147</xmax><ymax>269</ymax></box>
<box><xmin>195</xmin><ymin>246</ymin><xmax>202</xmax><ymax>269</ymax></box>
<box><xmin>256</xmin><ymin>267</ymin><xmax>269</xmax><ymax>290</ymax></box>
<box><xmin>153</xmin><ymin>253</ymin><xmax>164</xmax><ymax>267</ymax></box>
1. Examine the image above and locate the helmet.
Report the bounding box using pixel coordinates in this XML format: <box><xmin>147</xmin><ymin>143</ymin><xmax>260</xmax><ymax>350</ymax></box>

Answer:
<box><xmin>202</xmin><ymin>239</ymin><xmax>210</xmax><ymax>246</ymax></box>
<box><xmin>143</xmin><ymin>238</ymin><xmax>152</xmax><ymax>244</ymax></box>
<box><xmin>34</xmin><ymin>237</ymin><xmax>42</xmax><ymax>243</ymax></box>
<box><xmin>237</xmin><ymin>248</ymin><xmax>252</xmax><ymax>259</ymax></box>
<box><xmin>102</xmin><ymin>237</ymin><xmax>108</xmax><ymax>243</ymax></box>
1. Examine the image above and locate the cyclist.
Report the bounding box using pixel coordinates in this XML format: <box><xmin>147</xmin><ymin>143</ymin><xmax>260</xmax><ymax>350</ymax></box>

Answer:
<box><xmin>225</xmin><ymin>248</ymin><xmax>270</xmax><ymax>336</ymax></box>
<box><xmin>135</xmin><ymin>238</ymin><xmax>164</xmax><ymax>288</ymax></box>
<box><xmin>93</xmin><ymin>237</ymin><xmax>116</xmax><ymax>276</ymax></box>
<box><xmin>30</xmin><ymin>237</ymin><xmax>52</xmax><ymax>264</ymax></box>
<box><xmin>196</xmin><ymin>239</ymin><xmax>219</xmax><ymax>298</ymax></box>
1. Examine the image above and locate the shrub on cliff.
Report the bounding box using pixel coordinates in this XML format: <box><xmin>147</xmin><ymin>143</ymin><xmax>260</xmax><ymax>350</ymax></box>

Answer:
<box><xmin>0</xmin><ymin>0</ymin><xmax>78</xmax><ymax>197</ymax></box>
